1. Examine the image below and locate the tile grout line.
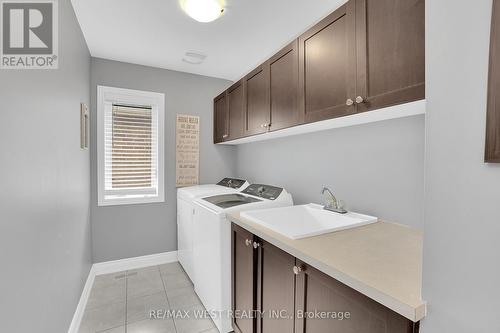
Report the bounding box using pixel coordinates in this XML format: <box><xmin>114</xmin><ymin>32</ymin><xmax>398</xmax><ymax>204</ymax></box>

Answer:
<box><xmin>199</xmin><ymin>328</ymin><xmax>216</xmax><ymax>333</ymax></box>
<box><xmin>90</xmin><ymin>272</ymin><xmax>128</xmax><ymax>333</ymax></box>
<box><xmin>85</xmin><ymin>297</ymin><xmax>126</xmax><ymax>312</ymax></box>
<box><xmin>159</xmin><ymin>265</ymin><xmax>180</xmax><ymax>333</ymax></box>
<box><xmin>125</xmin><ymin>271</ymin><xmax>128</xmax><ymax>333</ymax></box>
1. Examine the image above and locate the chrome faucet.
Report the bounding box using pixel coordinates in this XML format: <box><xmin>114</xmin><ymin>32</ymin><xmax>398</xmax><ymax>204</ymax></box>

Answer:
<box><xmin>321</xmin><ymin>186</ymin><xmax>347</xmax><ymax>214</ymax></box>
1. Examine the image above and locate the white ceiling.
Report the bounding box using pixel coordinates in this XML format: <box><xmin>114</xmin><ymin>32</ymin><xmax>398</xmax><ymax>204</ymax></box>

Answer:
<box><xmin>71</xmin><ymin>0</ymin><xmax>345</xmax><ymax>81</ymax></box>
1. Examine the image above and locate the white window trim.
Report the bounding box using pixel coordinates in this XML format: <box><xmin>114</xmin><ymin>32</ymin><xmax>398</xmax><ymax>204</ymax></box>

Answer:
<box><xmin>97</xmin><ymin>85</ymin><xmax>165</xmax><ymax>206</ymax></box>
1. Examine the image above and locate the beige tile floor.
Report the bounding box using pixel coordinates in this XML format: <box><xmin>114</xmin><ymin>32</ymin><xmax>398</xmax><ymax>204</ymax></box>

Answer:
<box><xmin>78</xmin><ymin>262</ymin><xmax>219</xmax><ymax>333</ymax></box>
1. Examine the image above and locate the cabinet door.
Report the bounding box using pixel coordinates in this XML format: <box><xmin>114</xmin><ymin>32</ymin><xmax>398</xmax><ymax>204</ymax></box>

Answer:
<box><xmin>256</xmin><ymin>240</ymin><xmax>295</xmax><ymax>333</ymax></box>
<box><xmin>486</xmin><ymin>0</ymin><xmax>500</xmax><ymax>162</ymax></box>
<box><xmin>294</xmin><ymin>260</ymin><xmax>417</xmax><ymax>333</ymax></box>
<box><xmin>269</xmin><ymin>40</ymin><xmax>302</xmax><ymax>131</ymax></box>
<box><xmin>214</xmin><ymin>92</ymin><xmax>228</xmax><ymax>143</ymax></box>
<box><xmin>355</xmin><ymin>0</ymin><xmax>425</xmax><ymax>112</ymax></box>
<box><xmin>231</xmin><ymin>224</ymin><xmax>257</xmax><ymax>333</ymax></box>
<box><xmin>298</xmin><ymin>2</ymin><xmax>357</xmax><ymax>123</ymax></box>
<box><xmin>228</xmin><ymin>80</ymin><xmax>245</xmax><ymax>140</ymax></box>
<box><xmin>245</xmin><ymin>65</ymin><xmax>270</xmax><ymax>135</ymax></box>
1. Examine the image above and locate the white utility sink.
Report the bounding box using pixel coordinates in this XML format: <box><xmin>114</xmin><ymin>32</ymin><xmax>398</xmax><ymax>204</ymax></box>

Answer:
<box><xmin>240</xmin><ymin>204</ymin><xmax>378</xmax><ymax>240</ymax></box>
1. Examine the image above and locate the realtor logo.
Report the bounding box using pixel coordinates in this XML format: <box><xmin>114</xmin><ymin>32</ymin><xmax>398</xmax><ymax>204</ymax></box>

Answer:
<box><xmin>1</xmin><ymin>0</ymin><xmax>58</xmax><ymax>69</ymax></box>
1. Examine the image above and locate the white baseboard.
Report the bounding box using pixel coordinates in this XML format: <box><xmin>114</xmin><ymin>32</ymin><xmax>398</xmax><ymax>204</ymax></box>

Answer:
<box><xmin>92</xmin><ymin>251</ymin><xmax>178</xmax><ymax>276</ymax></box>
<box><xmin>67</xmin><ymin>265</ymin><xmax>96</xmax><ymax>333</ymax></box>
<box><xmin>68</xmin><ymin>251</ymin><xmax>178</xmax><ymax>333</ymax></box>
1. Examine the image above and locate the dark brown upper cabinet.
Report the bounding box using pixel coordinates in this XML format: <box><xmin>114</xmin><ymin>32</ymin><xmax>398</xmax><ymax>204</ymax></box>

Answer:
<box><xmin>214</xmin><ymin>0</ymin><xmax>425</xmax><ymax>144</ymax></box>
<box><xmin>245</xmin><ymin>65</ymin><xmax>271</xmax><ymax>136</ymax></box>
<box><xmin>354</xmin><ymin>0</ymin><xmax>425</xmax><ymax>112</ymax></box>
<box><xmin>213</xmin><ymin>92</ymin><xmax>228</xmax><ymax>143</ymax></box>
<box><xmin>231</xmin><ymin>224</ymin><xmax>256</xmax><ymax>333</ymax></box>
<box><xmin>298</xmin><ymin>2</ymin><xmax>357</xmax><ymax>123</ymax></box>
<box><xmin>486</xmin><ymin>0</ymin><xmax>500</xmax><ymax>162</ymax></box>
<box><xmin>227</xmin><ymin>80</ymin><xmax>245</xmax><ymax>140</ymax></box>
<box><xmin>269</xmin><ymin>41</ymin><xmax>302</xmax><ymax>131</ymax></box>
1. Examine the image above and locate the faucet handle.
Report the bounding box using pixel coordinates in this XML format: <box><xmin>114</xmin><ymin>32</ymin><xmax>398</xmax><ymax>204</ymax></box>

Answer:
<box><xmin>336</xmin><ymin>200</ymin><xmax>345</xmax><ymax>211</ymax></box>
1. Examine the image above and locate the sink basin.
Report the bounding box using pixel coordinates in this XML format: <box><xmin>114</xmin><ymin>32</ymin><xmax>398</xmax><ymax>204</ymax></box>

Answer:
<box><xmin>240</xmin><ymin>204</ymin><xmax>378</xmax><ymax>240</ymax></box>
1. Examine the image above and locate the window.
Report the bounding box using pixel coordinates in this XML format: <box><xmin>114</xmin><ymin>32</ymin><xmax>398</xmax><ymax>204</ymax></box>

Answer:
<box><xmin>97</xmin><ymin>86</ymin><xmax>165</xmax><ymax>206</ymax></box>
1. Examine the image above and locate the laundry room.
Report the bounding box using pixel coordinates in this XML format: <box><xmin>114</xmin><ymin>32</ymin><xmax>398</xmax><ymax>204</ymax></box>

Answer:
<box><xmin>1</xmin><ymin>1</ymin><xmax>500</xmax><ymax>333</ymax></box>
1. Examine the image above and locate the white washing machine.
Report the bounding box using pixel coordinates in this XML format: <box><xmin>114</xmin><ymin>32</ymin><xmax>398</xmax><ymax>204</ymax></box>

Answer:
<box><xmin>192</xmin><ymin>184</ymin><xmax>293</xmax><ymax>333</ymax></box>
<box><xmin>177</xmin><ymin>178</ymin><xmax>249</xmax><ymax>281</ymax></box>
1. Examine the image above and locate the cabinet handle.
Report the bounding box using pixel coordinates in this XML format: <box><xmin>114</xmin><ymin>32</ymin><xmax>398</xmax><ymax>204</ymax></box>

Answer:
<box><xmin>293</xmin><ymin>265</ymin><xmax>305</xmax><ymax>275</ymax></box>
<box><xmin>355</xmin><ymin>96</ymin><xmax>364</xmax><ymax>104</ymax></box>
<box><xmin>245</xmin><ymin>239</ymin><xmax>252</xmax><ymax>247</ymax></box>
<box><xmin>346</xmin><ymin>98</ymin><xmax>354</xmax><ymax>106</ymax></box>
<box><xmin>222</xmin><ymin>134</ymin><xmax>228</xmax><ymax>138</ymax></box>
<box><xmin>261</xmin><ymin>123</ymin><xmax>270</xmax><ymax>128</ymax></box>
<box><xmin>253</xmin><ymin>241</ymin><xmax>261</xmax><ymax>249</ymax></box>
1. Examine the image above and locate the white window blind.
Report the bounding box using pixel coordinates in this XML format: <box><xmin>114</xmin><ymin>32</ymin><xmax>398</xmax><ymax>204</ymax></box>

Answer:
<box><xmin>106</xmin><ymin>104</ymin><xmax>156</xmax><ymax>192</ymax></box>
<box><xmin>98</xmin><ymin>86</ymin><xmax>165</xmax><ymax>206</ymax></box>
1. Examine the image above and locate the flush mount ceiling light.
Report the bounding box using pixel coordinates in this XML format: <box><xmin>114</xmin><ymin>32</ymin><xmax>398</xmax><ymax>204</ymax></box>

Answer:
<box><xmin>181</xmin><ymin>0</ymin><xmax>225</xmax><ymax>23</ymax></box>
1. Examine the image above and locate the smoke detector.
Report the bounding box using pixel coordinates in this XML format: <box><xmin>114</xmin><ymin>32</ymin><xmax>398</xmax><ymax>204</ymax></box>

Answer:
<box><xmin>182</xmin><ymin>52</ymin><xmax>207</xmax><ymax>65</ymax></box>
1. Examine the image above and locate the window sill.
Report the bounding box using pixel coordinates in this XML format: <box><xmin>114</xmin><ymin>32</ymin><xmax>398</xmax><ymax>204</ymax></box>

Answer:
<box><xmin>98</xmin><ymin>194</ymin><xmax>165</xmax><ymax>207</ymax></box>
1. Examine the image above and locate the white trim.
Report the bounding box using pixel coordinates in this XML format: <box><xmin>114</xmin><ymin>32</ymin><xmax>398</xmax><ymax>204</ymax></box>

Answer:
<box><xmin>97</xmin><ymin>195</ymin><xmax>165</xmax><ymax>207</ymax></box>
<box><xmin>67</xmin><ymin>266</ymin><xmax>96</xmax><ymax>333</ymax></box>
<box><xmin>67</xmin><ymin>251</ymin><xmax>178</xmax><ymax>333</ymax></box>
<box><xmin>218</xmin><ymin>100</ymin><xmax>426</xmax><ymax>145</ymax></box>
<box><xmin>92</xmin><ymin>251</ymin><xmax>178</xmax><ymax>275</ymax></box>
<box><xmin>97</xmin><ymin>85</ymin><xmax>165</xmax><ymax>206</ymax></box>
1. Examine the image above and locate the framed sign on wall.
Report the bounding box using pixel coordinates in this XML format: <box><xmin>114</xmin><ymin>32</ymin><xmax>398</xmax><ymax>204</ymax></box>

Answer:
<box><xmin>176</xmin><ymin>114</ymin><xmax>200</xmax><ymax>186</ymax></box>
<box><xmin>80</xmin><ymin>103</ymin><xmax>89</xmax><ymax>149</ymax></box>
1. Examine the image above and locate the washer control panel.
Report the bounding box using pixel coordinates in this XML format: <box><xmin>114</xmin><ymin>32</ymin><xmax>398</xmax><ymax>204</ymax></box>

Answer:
<box><xmin>216</xmin><ymin>178</ymin><xmax>247</xmax><ymax>189</ymax></box>
<box><xmin>242</xmin><ymin>184</ymin><xmax>283</xmax><ymax>200</ymax></box>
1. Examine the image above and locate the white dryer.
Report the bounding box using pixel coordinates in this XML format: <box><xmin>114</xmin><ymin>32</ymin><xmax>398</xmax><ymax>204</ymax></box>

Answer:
<box><xmin>192</xmin><ymin>184</ymin><xmax>293</xmax><ymax>333</ymax></box>
<box><xmin>177</xmin><ymin>178</ymin><xmax>249</xmax><ymax>281</ymax></box>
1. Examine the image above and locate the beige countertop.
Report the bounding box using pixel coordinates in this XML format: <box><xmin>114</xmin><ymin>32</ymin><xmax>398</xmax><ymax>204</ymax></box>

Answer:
<box><xmin>228</xmin><ymin>211</ymin><xmax>426</xmax><ymax>322</ymax></box>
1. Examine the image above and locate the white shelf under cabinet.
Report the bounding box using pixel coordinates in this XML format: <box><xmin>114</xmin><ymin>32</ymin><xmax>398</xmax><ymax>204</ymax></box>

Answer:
<box><xmin>217</xmin><ymin>99</ymin><xmax>426</xmax><ymax>145</ymax></box>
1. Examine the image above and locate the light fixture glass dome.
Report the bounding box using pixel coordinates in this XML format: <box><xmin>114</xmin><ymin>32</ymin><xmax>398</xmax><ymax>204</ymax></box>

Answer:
<box><xmin>181</xmin><ymin>0</ymin><xmax>225</xmax><ymax>23</ymax></box>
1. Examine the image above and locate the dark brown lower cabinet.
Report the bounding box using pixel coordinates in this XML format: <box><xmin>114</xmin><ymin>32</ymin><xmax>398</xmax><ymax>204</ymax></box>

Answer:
<box><xmin>232</xmin><ymin>223</ymin><xmax>420</xmax><ymax>333</ymax></box>
<box><xmin>256</xmin><ymin>240</ymin><xmax>295</xmax><ymax>333</ymax></box>
<box><xmin>294</xmin><ymin>260</ymin><xmax>419</xmax><ymax>333</ymax></box>
<box><xmin>232</xmin><ymin>224</ymin><xmax>256</xmax><ymax>333</ymax></box>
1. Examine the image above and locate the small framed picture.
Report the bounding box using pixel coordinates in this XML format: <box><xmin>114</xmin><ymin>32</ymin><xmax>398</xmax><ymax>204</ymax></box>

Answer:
<box><xmin>80</xmin><ymin>103</ymin><xmax>89</xmax><ymax>149</ymax></box>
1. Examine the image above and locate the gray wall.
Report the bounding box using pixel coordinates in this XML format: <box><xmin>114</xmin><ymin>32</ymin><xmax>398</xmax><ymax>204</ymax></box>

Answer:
<box><xmin>235</xmin><ymin>115</ymin><xmax>425</xmax><ymax>229</ymax></box>
<box><xmin>0</xmin><ymin>0</ymin><xmax>91</xmax><ymax>332</ymax></box>
<box><xmin>90</xmin><ymin>58</ymin><xmax>235</xmax><ymax>262</ymax></box>
<box><xmin>422</xmin><ymin>0</ymin><xmax>500</xmax><ymax>331</ymax></box>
